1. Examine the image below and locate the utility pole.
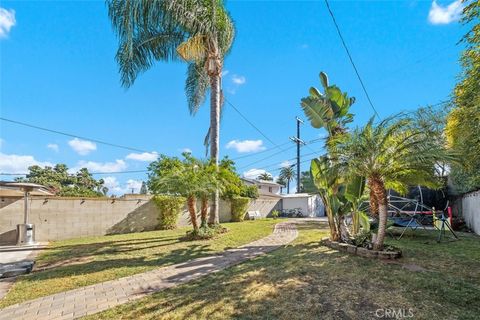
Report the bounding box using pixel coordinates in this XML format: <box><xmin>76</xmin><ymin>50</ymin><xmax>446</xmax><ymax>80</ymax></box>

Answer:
<box><xmin>289</xmin><ymin>117</ymin><xmax>304</xmax><ymax>193</ymax></box>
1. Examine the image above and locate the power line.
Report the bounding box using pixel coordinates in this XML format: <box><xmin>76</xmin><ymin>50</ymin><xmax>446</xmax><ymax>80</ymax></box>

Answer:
<box><xmin>224</xmin><ymin>98</ymin><xmax>285</xmax><ymax>150</ymax></box>
<box><xmin>238</xmin><ymin>145</ymin><xmax>296</xmax><ymax>170</ymax></box>
<box><xmin>230</xmin><ymin>140</ymin><xmax>292</xmax><ymax>161</ymax></box>
<box><xmin>238</xmin><ymin>138</ymin><xmax>324</xmax><ymax>170</ymax></box>
<box><xmin>0</xmin><ymin>117</ymin><xmax>151</xmax><ymax>153</ymax></box>
<box><xmin>0</xmin><ymin>170</ymin><xmax>149</xmax><ymax>176</ymax></box>
<box><xmin>324</xmin><ymin>0</ymin><xmax>381</xmax><ymax>120</ymax></box>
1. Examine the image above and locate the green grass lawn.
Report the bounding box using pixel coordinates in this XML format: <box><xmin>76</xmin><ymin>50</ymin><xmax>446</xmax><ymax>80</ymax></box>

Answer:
<box><xmin>0</xmin><ymin>219</ymin><xmax>278</xmax><ymax>308</ymax></box>
<box><xmin>86</xmin><ymin>222</ymin><xmax>480</xmax><ymax>320</ymax></box>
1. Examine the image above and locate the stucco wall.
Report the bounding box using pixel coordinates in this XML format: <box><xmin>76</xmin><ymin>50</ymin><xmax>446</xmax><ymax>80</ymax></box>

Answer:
<box><xmin>461</xmin><ymin>190</ymin><xmax>480</xmax><ymax>235</ymax></box>
<box><xmin>0</xmin><ymin>196</ymin><xmax>274</xmax><ymax>243</ymax></box>
<box><xmin>247</xmin><ymin>198</ymin><xmax>282</xmax><ymax>217</ymax></box>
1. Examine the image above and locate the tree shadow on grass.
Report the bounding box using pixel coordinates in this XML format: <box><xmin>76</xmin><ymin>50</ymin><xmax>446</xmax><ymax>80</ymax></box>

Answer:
<box><xmin>22</xmin><ymin>243</ymin><xmax>216</xmax><ymax>285</ymax></box>
<box><xmin>37</xmin><ymin>235</ymin><xmax>183</xmax><ymax>265</ymax></box>
<box><xmin>89</xmin><ymin>224</ymin><xmax>480</xmax><ymax>320</ymax></box>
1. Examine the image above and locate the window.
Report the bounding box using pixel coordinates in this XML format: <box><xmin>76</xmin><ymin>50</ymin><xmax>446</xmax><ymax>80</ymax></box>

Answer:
<box><xmin>269</xmin><ymin>187</ymin><xmax>272</xmax><ymax>193</ymax></box>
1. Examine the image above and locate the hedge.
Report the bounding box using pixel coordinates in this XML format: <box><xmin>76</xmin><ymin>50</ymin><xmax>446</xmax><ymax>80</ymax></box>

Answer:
<box><xmin>231</xmin><ymin>196</ymin><xmax>250</xmax><ymax>222</ymax></box>
<box><xmin>153</xmin><ymin>195</ymin><xmax>185</xmax><ymax>229</ymax></box>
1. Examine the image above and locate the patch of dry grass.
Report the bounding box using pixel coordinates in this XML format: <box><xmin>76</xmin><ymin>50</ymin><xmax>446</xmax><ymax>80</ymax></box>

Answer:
<box><xmin>86</xmin><ymin>221</ymin><xmax>480</xmax><ymax>320</ymax></box>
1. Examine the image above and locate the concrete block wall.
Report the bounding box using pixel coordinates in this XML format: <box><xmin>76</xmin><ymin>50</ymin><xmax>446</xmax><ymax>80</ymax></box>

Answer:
<box><xmin>0</xmin><ymin>197</ymin><xmax>158</xmax><ymax>243</ymax></box>
<box><xmin>247</xmin><ymin>198</ymin><xmax>282</xmax><ymax>217</ymax></box>
<box><xmin>0</xmin><ymin>196</ymin><xmax>278</xmax><ymax>243</ymax></box>
<box><xmin>461</xmin><ymin>189</ymin><xmax>480</xmax><ymax>235</ymax></box>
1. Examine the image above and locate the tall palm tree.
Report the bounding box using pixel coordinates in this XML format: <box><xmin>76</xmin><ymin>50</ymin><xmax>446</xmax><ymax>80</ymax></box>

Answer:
<box><xmin>276</xmin><ymin>177</ymin><xmax>287</xmax><ymax>194</ymax></box>
<box><xmin>257</xmin><ymin>172</ymin><xmax>273</xmax><ymax>181</ymax></box>
<box><xmin>279</xmin><ymin>165</ymin><xmax>295</xmax><ymax>193</ymax></box>
<box><xmin>334</xmin><ymin>116</ymin><xmax>451</xmax><ymax>250</ymax></box>
<box><xmin>107</xmin><ymin>0</ymin><xmax>235</xmax><ymax>225</ymax></box>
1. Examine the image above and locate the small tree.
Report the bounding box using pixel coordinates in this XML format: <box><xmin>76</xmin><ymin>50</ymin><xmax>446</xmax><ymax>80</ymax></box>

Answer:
<box><xmin>299</xmin><ymin>171</ymin><xmax>316</xmax><ymax>193</ymax></box>
<box><xmin>148</xmin><ymin>154</ymin><xmax>205</xmax><ymax>232</ymax></box>
<box><xmin>16</xmin><ymin>164</ymin><xmax>107</xmax><ymax>197</ymax></box>
<box><xmin>334</xmin><ymin>116</ymin><xmax>452</xmax><ymax>250</ymax></box>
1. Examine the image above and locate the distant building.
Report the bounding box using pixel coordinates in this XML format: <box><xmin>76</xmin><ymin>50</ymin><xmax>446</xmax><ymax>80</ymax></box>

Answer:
<box><xmin>241</xmin><ymin>178</ymin><xmax>324</xmax><ymax>217</ymax></box>
<box><xmin>241</xmin><ymin>178</ymin><xmax>283</xmax><ymax>197</ymax></box>
<box><xmin>281</xmin><ymin>193</ymin><xmax>324</xmax><ymax>217</ymax></box>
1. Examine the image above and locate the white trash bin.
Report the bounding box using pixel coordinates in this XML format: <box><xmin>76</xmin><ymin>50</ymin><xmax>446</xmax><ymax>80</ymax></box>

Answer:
<box><xmin>16</xmin><ymin>224</ymin><xmax>36</xmax><ymax>245</ymax></box>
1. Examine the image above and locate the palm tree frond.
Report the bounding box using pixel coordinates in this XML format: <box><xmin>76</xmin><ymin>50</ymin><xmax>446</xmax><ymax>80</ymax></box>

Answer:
<box><xmin>185</xmin><ymin>62</ymin><xmax>210</xmax><ymax>114</ymax></box>
<box><xmin>177</xmin><ymin>34</ymin><xmax>207</xmax><ymax>61</ymax></box>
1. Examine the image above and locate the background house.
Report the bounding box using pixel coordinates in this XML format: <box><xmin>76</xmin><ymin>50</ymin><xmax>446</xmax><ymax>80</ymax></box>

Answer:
<box><xmin>241</xmin><ymin>178</ymin><xmax>282</xmax><ymax>195</ymax></box>
<box><xmin>282</xmin><ymin>193</ymin><xmax>324</xmax><ymax>217</ymax></box>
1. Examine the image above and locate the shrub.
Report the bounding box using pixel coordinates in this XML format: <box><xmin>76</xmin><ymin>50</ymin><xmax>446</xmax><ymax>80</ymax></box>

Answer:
<box><xmin>183</xmin><ymin>224</ymin><xmax>228</xmax><ymax>241</ymax></box>
<box><xmin>231</xmin><ymin>196</ymin><xmax>250</xmax><ymax>222</ymax></box>
<box><xmin>271</xmin><ymin>210</ymin><xmax>279</xmax><ymax>219</ymax></box>
<box><xmin>153</xmin><ymin>195</ymin><xmax>185</xmax><ymax>229</ymax></box>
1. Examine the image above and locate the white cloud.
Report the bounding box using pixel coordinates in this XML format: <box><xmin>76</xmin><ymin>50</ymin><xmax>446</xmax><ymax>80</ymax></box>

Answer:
<box><xmin>47</xmin><ymin>143</ymin><xmax>59</xmax><ymax>152</ymax></box>
<box><xmin>226</xmin><ymin>74</ymin><xmax>247</xmax><ymax>94</ymax></box>
<box><xmin>68</xmin><ymin>138</ymin><xmax>97</xmax><ymax>155</ymax></box>
<box><xmin>222</xmin><ymin>70</ymin><xmax>229</xmax><ymax>77</ymax></box>
<box><xmin>232</xmin><ymin>74</ymin><xmax>246</xmax><ymax>85</ymax></box>
<box><xmin>0</xmin><ymin>152</ymin><xmax>53</xmax><ymax>174</ymax></box>
<box><xmin>125</xmin><ymin>152</ymin><xmax>158</xmax><ymax>162</ymax></box>
<box><xmin>181</xmin><ymin>148</ymin><xmax>192</xmax><ymax>153</ymax></box>
<box><xmin>0</xmin><ymin>8</ymin><xmax>15</xmax><ymax>38</ymax></box>
<box><xmin>226</xmin><ymin>140</ymin><xmax>265</xmax><ymax>153</ymax></box>
<box><xmin>428</xmin><ymin>0</ymin><xmax>464</xmax><ymax>25</ymax></box>
<box><xmin>0</xmin><ymin>138</ymin><xmax>4</xmax><ymax>149</ymax></box>
<box><xmin>126</xmin><ymin>179</ymin><xmax>143</xmax><ymax>193</ymax></box>
<box><xmin>70</xmin><ymin>159</ymin><xmax>127</xmax><ymax>173</ymax></box>
<box><xmin>280</xmin><ymin>160</ymin><xmax>293</xmax><ymax>168</ymax></box>
<box><xmin>243</xmin><ymin>168</ymin><xmax>272</xmax><ymax>180</ymax></box>
<box><xmin>102</xmin><ymin>176</ymin><xmax>143</xmax><ymax>195</ymax></box>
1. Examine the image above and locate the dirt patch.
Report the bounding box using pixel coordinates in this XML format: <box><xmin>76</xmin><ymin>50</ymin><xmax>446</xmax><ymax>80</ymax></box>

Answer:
<box><xmin>401</xmin><ymin>263</ymin><xmax>429</xmax><ymax>272</ymax></box>
<box><xmin>380</xmin><ymin>260</ymin><xmax>429</xmax><ymax>272</ymax></box>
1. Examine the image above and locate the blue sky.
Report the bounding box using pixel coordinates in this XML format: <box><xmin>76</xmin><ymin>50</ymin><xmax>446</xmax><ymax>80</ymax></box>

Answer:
<box><xmin>0</xmin><ymin>0</ymin><xmax>468</xmax><ymax>194</ymax></box>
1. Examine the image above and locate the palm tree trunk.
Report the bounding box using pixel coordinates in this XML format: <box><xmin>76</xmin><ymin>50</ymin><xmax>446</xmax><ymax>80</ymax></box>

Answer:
<box><xmin>200</xmin><ymin>195</ymin><xmax>208</xmax><ymax>228</ymax></box>
<box><xmin>187</xmin><ymin>195</ymin><xmax>199</xmax><ymax>232</ymax></box>
<box><xmin>207</xmin><ymin>47</ymin><xmax>222</xmax><ymax>226</ymax></box>
<box><xmin>370</xmin><ymin>176</ymin><xmax>388</xmax><ymax>251</ymax></box>
<box><xmin>287</xmin><ymin>180</ymin><xmax>290</xmax><ymax>194</ymax></box>
<box><xmin>368</xmin><ymin>179</ymin><xmax>379</xmax><ymax>216</ymax></box>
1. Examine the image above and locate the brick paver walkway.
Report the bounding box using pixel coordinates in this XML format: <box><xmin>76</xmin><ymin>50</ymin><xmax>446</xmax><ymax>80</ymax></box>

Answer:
<box><xmin>0</xmin><ymin>222</ymin><xmax>297</xmax><ymax>320</ymax></box>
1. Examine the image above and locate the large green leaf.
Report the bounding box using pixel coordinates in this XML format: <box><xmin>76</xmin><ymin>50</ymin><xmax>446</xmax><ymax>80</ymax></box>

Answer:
<box><xmin>358</xmin><ymin>211</ymin><xmax>370</xmax><ymax>232</ymax></box>
<box><xmin>319</xmin><ymin>72</ymin><xmax>329</xmax><ymax>90</ymax></box>
<box><xmin>344</xmin><ymin>176</ymin><xmax>366</xmax><ymax>203</ymax></box>
<box><xmin>309</xmin><ymin>87</ymin><xmax>323</xmax><ymax>99</ymax></box>
<box><xmin>325</xmin><ymin>86</ymin><xmax>345</xmax><ymax>115</ymax></box>
<box><xmin>300</xmin><ymin>97</ymin><xmax>331</xmax><ymax>129</ymax></box>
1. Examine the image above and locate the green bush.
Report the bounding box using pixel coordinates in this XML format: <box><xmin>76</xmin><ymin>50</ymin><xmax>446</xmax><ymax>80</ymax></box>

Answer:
<box><xmin>184</xmin><ymin>224</ymin><xmax>229</xmax><ymax>241</ymax></box>
<box><xmin>153</xmin><ymin>195</ymin><xmax>185</xmax><ymax>229</ymax></box>
<box><xmin>231</xmin><ymin>196</ymin><xmax>250</xmax><ymax>222</ymax></box>
<box><xmin>271</xmin><ymin>210</ymin><xmax>279</xmax><ymax>219</ymax></box>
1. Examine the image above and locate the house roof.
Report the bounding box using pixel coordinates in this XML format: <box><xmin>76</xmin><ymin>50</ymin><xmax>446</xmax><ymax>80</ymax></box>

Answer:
<box><xmin>0</xmin><ymin>186</ymin><xmax>54</xmax><ymax>197</ymax></box>
<box><xmin>241</xmin><ymin>177</ymin><xmax>283</xmax><ymax>187</ymax></box>
<box><xmin>281</xmin><ymin>193</ymin><xmax>313</xmax><ymax>198</ymax></box>
<box><xmin>258</xmin><ymin>189</ymin><xmax>283</xmax><ymax>199</ymax></box>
